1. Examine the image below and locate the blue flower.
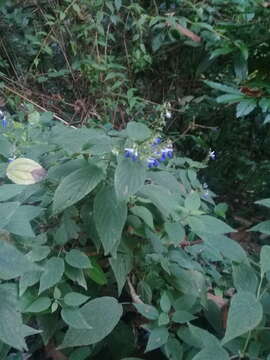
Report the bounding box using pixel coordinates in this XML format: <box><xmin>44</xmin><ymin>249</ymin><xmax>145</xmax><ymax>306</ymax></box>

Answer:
<box><xmin>152</xmin><ymin>137</ymin><xmax>162</xmax><ymax>145</ymax></box>
<box><xmin>124</xmin><ymin>148</ymin><xmax>138</xmax><ymax>160</ymax></box>
<box><xmin>147</xmin><ymin>157</ymin><xmax>160</xmax><ymax>168</ymax></box>
<box><xmin>160</xmin><ymin>146</ymin><xmax>173</xmax><ymax>160</ymax></box>
<box><xmin>0</xmin><ymin>111</ymin><xmax>7</xmax><ymax>128</ymax></box>
<box><xmin>203</xmin><ymin>190</ymin><xmax>209</xmax><ymax>198</ymax></box>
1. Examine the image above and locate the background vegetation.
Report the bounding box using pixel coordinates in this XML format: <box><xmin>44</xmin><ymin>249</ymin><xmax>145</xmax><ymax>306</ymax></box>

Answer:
<box><xmin>1</xmin><ymin>0</ymin><xmax>270</xmax><ymax>359</ymax></box>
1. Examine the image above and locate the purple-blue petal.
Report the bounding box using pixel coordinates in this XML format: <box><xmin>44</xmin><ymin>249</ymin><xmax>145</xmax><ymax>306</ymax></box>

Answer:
<box><xmin>153</xmin><ymin>138</ymin><xmax>162</xmax><ymax>145</ymax></box>
<box><xmin>1</xmin><ymin>118</ymin><xmax>7</xmax><ymax>128</ymax></box>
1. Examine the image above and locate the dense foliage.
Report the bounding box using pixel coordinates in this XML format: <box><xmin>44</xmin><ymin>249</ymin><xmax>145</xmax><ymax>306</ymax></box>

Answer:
<box><xmin>1</xmin><ymin>0</ymin><xmax>270</xmax><ymax>359</ymax></box>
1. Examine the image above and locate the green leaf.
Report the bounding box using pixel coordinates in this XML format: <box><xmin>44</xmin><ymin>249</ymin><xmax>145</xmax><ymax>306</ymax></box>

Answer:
<box><xmin>65</xmin><ymin>265</ymin><xmax>87</xmax><ymax>290</ymax></box>
<box><xmin>234</xmin><ymin>54</ymin><xmax>248</xmax><ymax>81</ymax></box>
<box><xmin>145</xmin><ymin>327</ymin><xmax>169</xmax><ymax>352</ymax></box>
<box><xmin>54</xmin><ymin>208</ymin><xmax>80</xmax><ymax>246</ymax></box>
<box><xmin>264</xmin><ymin>114</ymin><xmax>270</xmax><ymax>126</ymax></box>
<box><xmin>139</xmin><ymin>185</ymin><xmax>180</xmax><ymax>219</ymax></box>
<box><xmin>255</xmin><ymin>198</ymin><xmax>270</xmax><ymax>208</ymax></box>
<box><xmin>37</xmin><ymin>314</ymin><xmax>58</xmax><ymax>345</ymax></box>
<box><xmin>232</xmin><ymin>263</ymin><xmax>258</xmax><ymax>294</ymax></box>
<box><xmin>172</xmin><ymin>311</ymin><xmax>197</xmax><ymax>323</ymax></box>
<box><xmin>260</xmin><ymin>246</ymin><xmax>270</xmax><ymax>274</ymax></box>
<box><xmin>201</xmin><ymin>233</ymin><xmax>247</xmax><ymax>263</ymax></box>
<box><xmin>236</xmin><ymin>99</ymin><xmax>256</xmax><ymax>118</ymax></box>
<box><xmin>126</xmin><ymin>122</ymin><xmax>151</xmax><ymax>142</ymax></box>
<box><xmin>4</xmin><ymin>205</ymin><xmax>43</xmax><ymax>237</ymax></box>
<box><xmin>19</xmin><ymin>271</ymin><xmax>42</xmax><ymax>296</ymax></box>
<box><xmin>188</xmin><ymin>324</ymin><xmax>220</xmax><ymax>348</ymax></box>
<box><xmin>0</xmin><ymin>184</ymin><xmax>27</xmax><ymax>201</ymax></box>
<box><xmin>39</xmin><ymin>257</ymin><xmax>65</xmax><ymax>294</ymax></box>
<box><xmin>149</xmin><ymin>171</ymin><xmax>182</xmax><ymax>194</ymax></box>
<box><xmin>216</xmin><ymin>94</ymin><xmax>245</xmax><ymax>104</ymax></box>
<box><xmin>65</xmin><ymin>249</ymin><xmax>92</xmax><ymax>269</ymax></box>
<box><xmin>60</xmin><ymin>297</ymin><xmax>122</xmax><ymax>347</ymax></box>
<box><xmin>160</xmin><ymin>292</ymin><xmax>171</xmax><ymax>313</ymax></box>
<box><xmin>0</xmin><ymin>202</ymin><xmax>20</xmax><ymax>229</ymax></box>
<box><xmin>170</xmin><ymin>266</ymin><xmax>205</xmax><ymax>297</ymax></box>
<box><xmin>209</xmin><ymin>47</ymin><xmax>233</xmax><ymax>59</ymax></box>
<box><xmin>204</xmin><ymin>81</ymin><xmax>241</xmax><ymax>94</ymax></box>
<box><xmin>48</xmin><ymin>159</ymin><xmax>86</xmax><ymax>182</ymax></box>
<box><xmin>165</xmin><ymin>222</ymin><xmax>185</xmax><ymax>246</ymax></box>
<box><xmin>185</xmin><ymin>191</ymin><xmax>201</xmax><ymax>211</ymax></box>
<box><xmin>250</xmin><ymin>220</ymin><xmax>270</xmax><ymax>234</ymax></box>
<box><xmin>188</xmin><ymin>215</ymin><xmax>235</xmax><ymax>235</ymax></box>
<box><xmin>222</xmin><ymin>291</ymin><xmax>263</xmax><ymax>344</ymax></box>
<box><xmin>134</xmin><ymin>303</ymin><xmax>159</xmax><ymax>320</ymax></box>
<box><xmin>26</xmin><ymin>245</ymin><xmax>50</xmax><ymax>262</ymax></box>
<box><xmin>115</xmin><ymin>0</ymin><xmax>121</xmax><ymax>11</ymax></box>
<box><xmin>214</xmin><ymin>203</ymin><xmax>228</xmax><ymax>218</ymax></box>
<box><xmin>137</xmin><ymin>280</ymin><xmax>152</xmax><ymax>303</ymax></box>
<box><xmin>259</xmin><ymin>98</ymin><xmax>270</xmax><ymax>113</ymax></box>
<box><xmin>164</xmin><ymin>337</ymin><xmax>183</xmax><ymax>360</ymax></box>
<box><xmin>70</xmin><ymin>347</ymin><xmax>92</xmax><ymax>360</ymax></box>
<box><xmin>158</xmin><ymin>312</ymin><xmax>170</xmax><ymax>326</ymax></box>
<box><xmin>53</xmin><ymin>163</ymin><xmax>104</xmax><ymax>214</ymax></box>
<box><xmin>94</xmin><ymin>186</ymin><xmax>127</xmax><ymax>255</ymax></box>
<box><xmin>64</xmin><ymin>292</ymin><xmax>90</xmax><ymax>307</ymax></box>
<box><xmin>0</xmin><ymin>286</ymin><xmax>26</xmax><ymax>351</ymax></box>
<box><xmin>109</xmin><ymin>253</ymin><xmax>132</xmax><ymax>296</ymax></box>
<box><xmin>87</xmin><ymin>257</ymin><xmax>107</xmax><ymax>285</ymax></box>
<box><xmin>0</xmin><ymin>240</ymin><xmax>39</xmax><ymax>280</ymax></box>
<box><xmin>192</xmin><ymin>345</ymin><xmax>229</xmax><ymax>360</ymax></box>
<box><xmin>130</xmin><ymin>205</ymin><xmax>154</xmax><ymax>229</ymax></box>
<box><xmin>115</xmin><ymin>158</ymin><xmax>146</xmax><ymax>201</ymax></box>
<box><xmin>61</xmin><ymin>307</ymin><xmax>92</xmax><ymax>329</ymax></box>
<box><xmin>26</xmin><ymin>297</ymin><xmax>51</xmax><ymax>313</ymax></box>
<box><xmin>0</xmin><ymin>135</ymin><xmax>12</xmax><ymax>158</ymax></box>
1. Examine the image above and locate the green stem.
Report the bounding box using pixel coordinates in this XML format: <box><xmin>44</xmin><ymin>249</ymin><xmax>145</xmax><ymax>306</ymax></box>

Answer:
<box><xmin>241</xmin><ymin>331</ymin><xmax>251</xmax><ymax>357</ymax></box>
<box><xmin>256</xmin><ymin>273</ymin><xmax>264</xmax><ymax>299</ymax></box>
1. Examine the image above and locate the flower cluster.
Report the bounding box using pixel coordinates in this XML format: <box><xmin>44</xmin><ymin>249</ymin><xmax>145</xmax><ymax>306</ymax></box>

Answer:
<box><xmin>0</xmin><ymin>110</ymin><xmax>7</xmax><ymax>128</ymax></box>
<box><xmin>124</xmin><ymin>147</ymin><xmax>139</xmax><ymax>161</ymax></box>
<box><xmin>124</xmin><ymin>137</ymin><xmax>173</xmax><ymax>168</ymax></box>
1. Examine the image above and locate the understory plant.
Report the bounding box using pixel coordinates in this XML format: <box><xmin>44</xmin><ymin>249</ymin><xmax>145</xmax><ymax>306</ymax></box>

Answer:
<box><xmin>0</xmin><ymin>112</ymin><xmax>270</xmax><ymax>359</ymax></box>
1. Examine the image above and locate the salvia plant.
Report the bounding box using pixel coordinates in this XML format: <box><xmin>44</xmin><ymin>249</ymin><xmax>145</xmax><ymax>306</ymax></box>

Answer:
<box><xmin>0</xmin><ymin>111</ymin><xmax>270</xmax><ymax>360</ymax></box>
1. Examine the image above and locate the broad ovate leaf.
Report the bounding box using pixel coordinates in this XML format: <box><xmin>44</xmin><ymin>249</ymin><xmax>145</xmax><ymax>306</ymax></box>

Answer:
<box><xmin>114</xmin><ymin>158</ymin><xmax>146</xmax><ymax>201</ymax></box>
<box><xmin>60</xmin><ymin>297</ymin><xmax>122</xmax><ymax>348</ymax></box>
<box><xmin>6</xmin><ymin>158</ymin><xmax>47</xmax><ymax>185</ymax></box>
<box><xmin>94</xmin><ymin>186</ymin><xmax>127</xmax><ymax>255</ymax></box>
<box><xmin>53</xmin><ymin>163</ymin><xmax>104</xmax><ymax>214</ymax></box>
<box><xmin>0</xmin><ymin>240</ymin><xmax>39</xmax><ymax>280</ymax></box>
<box><xmin>222</xmin><ymin>291</ymin><xmax>263</xmax><ymax>344</ymax></box>
<box><xmin>0</xmin><ymin>285</ymin><xmax>27</xmax><ymax>351</ymax></box>
<box><xmin>39</xmin><ymin>257</ymin><xmax>65</xmax><ymax>294</ymax></box>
